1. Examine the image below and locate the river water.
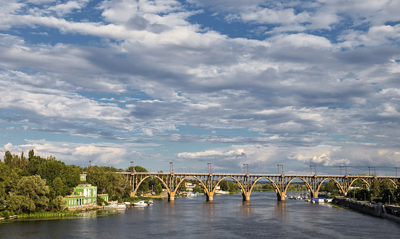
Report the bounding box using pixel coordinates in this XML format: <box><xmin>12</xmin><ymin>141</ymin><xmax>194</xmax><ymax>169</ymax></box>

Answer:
<box><xmin>1</xmin><ymin>192</ymin><xmax>399</xmax><ymax>239</ymax></box>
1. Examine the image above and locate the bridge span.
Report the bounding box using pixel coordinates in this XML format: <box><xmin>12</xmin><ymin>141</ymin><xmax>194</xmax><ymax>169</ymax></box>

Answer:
<box><xmin>120</xmin><ymin>172</ymin><xmax>400</xmax><ymax>202</ymax></box>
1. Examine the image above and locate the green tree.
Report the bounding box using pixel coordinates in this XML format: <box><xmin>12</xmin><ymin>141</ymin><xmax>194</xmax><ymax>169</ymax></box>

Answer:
<box><xmin>13</xmin><ymin>175</ymin><xmax>50</xmax><ymax>212</ymax></box>
<box><xmin>370</xmin><ymin>178</ymin><xmax>381</xmax><ymax>197</ymax></box>
<box><xmin>155</xmin><ymin>184</ymin><xmax>162</xmax><ymax>195</ymax></box>
<box><xmin>53</xmin><ymin>177</ymin><xmax>64</xmax><ymax>197</ymax></box>
<box><xmin>28</xmin><ymin>149</ymin><xmax>34</xmax><ymax>161</ymax></box>
<box><xmin>49</xmin><ymin>196</ymin><xmax>67</xmax><ymax>212</ymax></box>
<box><xmin>8</xmin><ymin>195</ymin><xmax>34</xmax><ymax>213</ymax></box>
<box><xmin>4</xmin><ymin>151</ymin><xmax>12</xmax><ymax>166</ymax></box>
<box><xmin>193</xmin><ymin>185</ymin><xmax>204</xmax><ymax>193</ymax></box>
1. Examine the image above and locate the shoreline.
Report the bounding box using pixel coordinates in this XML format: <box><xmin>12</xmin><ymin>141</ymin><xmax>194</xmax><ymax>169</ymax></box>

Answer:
<box><xmin>332</xmin><ymin>197</ymin><xmax>400</xmax><ymax>224</ymax></box>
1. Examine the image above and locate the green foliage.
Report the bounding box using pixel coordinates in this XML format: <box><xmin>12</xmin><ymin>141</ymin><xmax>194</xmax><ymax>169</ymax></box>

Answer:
<box><xmin>355</xmin><ymin>189</ymin><xmax>371</xmax><ymax>201</ymax></box>
<box><xmin>155</xmin><ymin>184</ymin><xmax>163</xmax><ymax>195</ymax></box>
<box><xmin>50</xmin><ymin>196</ymin><xmax>67</xmax><ymax>212</ymax></box>
<box><xmin>87</xmin><ymin>166</ymin><xmax>132</xmax><ymax>198</ymax></box>
<box><xmin>3</xmin><ymin>151</ymin><xmax>12</xmax><ymax>167</ymax></box>
<box><xmin>370</xmin><ymin>178</ymin><xmax>381</xmax><ymax>197</ymax></box>
<box><xmin>192</xmin><ymin>185</ymin><xmax>204</xmax><ymax>193</ymax></box>
<box><xmin>322</xmin><ymin>180</ymin><xmax>339</xmax><ymax>195</ymax></box>
<box><xmin>219</xmin><ymin>180</ymin><xmax>240</xmax><ymax>192</ymax></box>
<box><xmin>13</xmin><ymin>175</ymin><xmax>50</xmax><ymax>212</ymax></box>
<box><xmin>37</xmin><ymin>160</ymin><xmax>80</xmax><ymax>198</ymax></box>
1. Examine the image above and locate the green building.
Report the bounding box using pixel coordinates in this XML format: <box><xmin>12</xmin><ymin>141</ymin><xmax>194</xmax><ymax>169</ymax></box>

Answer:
<box><xmin>64</xmin><ymin>173</ymin><xmax>109</xmax><ymax>208</ymax></box>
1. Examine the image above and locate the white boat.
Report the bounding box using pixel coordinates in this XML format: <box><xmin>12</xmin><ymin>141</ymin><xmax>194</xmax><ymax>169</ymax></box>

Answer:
<box><xmin>312</xmin><ymin>198</ymin><xmax>325</xmax><ymax>203</ymax></box>
<box><xmin>133</xmin><ymin>200</ymin><xmax>148</xmax><ymax>207</ymax></box>
<box><xmin>116</xmin><ymin>204</ymin><xmax>127</xmax><ymax>210</ymax></box>
<box><xmin>124</xmin><ymin>201</ymin><xmax>131</xmax><ymax>205</ymax></box>
<box><xmin>147</xmin><ymin>200</ymin><xmax>154</xmax><ymax>205</ymax></box>
<box><xmin>324</xmin><ymin>198</ymin><xmax>333</xmax><ymax>203</ymax></box>
<box><xmin>215</xmin><ymin>190</ymin><xmax>229</xmax><ymax>195</ymax></box>
<box><xmin>187</xmin><ymin>192</ymin><xmax>196</xmax><ymax>197</ymax></box>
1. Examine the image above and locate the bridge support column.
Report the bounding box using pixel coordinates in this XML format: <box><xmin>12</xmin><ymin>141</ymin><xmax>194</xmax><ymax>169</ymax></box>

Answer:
<box><xmin>310</xmin><ymin>191</ymin><xmax>318</xmax><ymax>199</ymax></box>
<box><xmin>206</xmin><ymin>192</ymin><xmax>214</xmax><ymax>202</ymax></box>
<box><xmin>242</xmin><ymin>192</ymin><xmax>251</xmax><ymax>201</ymax></box>
<box><xmin>168</xmin><ymin>191</ymin><xmax>176</xmax><ymax>202</ymax></box>
<box><xmin>277</xmin><ymin>191</ymin><xmax>286</xmax><ymax>201</ymax></box>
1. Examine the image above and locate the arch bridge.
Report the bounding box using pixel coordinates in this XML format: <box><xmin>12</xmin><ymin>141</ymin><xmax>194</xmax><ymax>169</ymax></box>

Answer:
<box><xmin>120</xmin><ymin>172</ymin><xmax>400</xmax><ymax>202</ymax></box>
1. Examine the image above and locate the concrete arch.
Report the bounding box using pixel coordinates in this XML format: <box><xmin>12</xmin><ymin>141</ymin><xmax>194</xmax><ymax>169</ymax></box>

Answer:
<box><xmin>378</xmin><ymin>178</ymin><xmax>398</xmax><ymax>188</ymax></box>
<box><xmin>172</xmin><ymin>176</ymin><xmax>210</xmax><ymax>195</ymax></box>
<box><xmin>133</xmin><ymin>175</ymin><xmax>171</xmax><ymax>195</ymax></box>
<box><xmin>211</xmin><ymin>176</ymin><xmax>245</xmax><ymax>194</ymax></box>
<box><xmin>316</xmin><ymin>178</ymin><xmax>345</xmax><ymax>195</ymax></box>
<box><xmin>348</xmin><ymin>178</ymin><xmax>371</xmax><ymax>190</ymax></box>
<box><xmin>283</xmin><ymin>177</ymin><xmax>313</xmax><ymax>193</ymax></box>
<box><xmin>249</xmin><ymin>177</ymin><xmax>282</xmax><ymax>195</ymax></box>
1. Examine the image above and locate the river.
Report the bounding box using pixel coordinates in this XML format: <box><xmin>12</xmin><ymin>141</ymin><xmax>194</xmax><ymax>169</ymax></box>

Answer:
<box><xmin>1</xmin><ymin>192</ymin><xmax>399</xmax><ymax>238</ymax></box>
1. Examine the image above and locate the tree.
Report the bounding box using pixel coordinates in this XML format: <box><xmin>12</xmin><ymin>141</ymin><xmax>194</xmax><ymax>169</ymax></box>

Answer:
<box><xmin>49</xmin><ymin>196</ymin><xmax>67</xmax><ymax>211</ymax></box>
<box><xmin>28</xmin><ymin>149</ymin><xmax>34</xmax><ymax>161</ymax></box>
<box><xmin>4</xmin><ymin>151</ymin><xmax>12</xmax><ymax>166</ymax></box>
<box><xmin>8</xmin><ymin>195</ymin><xmax>34</xmax><ymax>213</ymax></box>
<box><xmin>13</xmin><ymin>175</ymin><xmax>50</xmax><ymax>212</ymax></box>
<box><xmin>53</xmin><ymin>177</ymin><xmax>64</xmax><ymax>197</ymax></box>
<box><xmin>370</xmin><ymin>178</ymin><xmax>380</xmax><ymax>197</ymax></box>
<box><xmin>155</xmin><ymin>184</ymin><xmax>163</xmax><ymax>195</ymax></box>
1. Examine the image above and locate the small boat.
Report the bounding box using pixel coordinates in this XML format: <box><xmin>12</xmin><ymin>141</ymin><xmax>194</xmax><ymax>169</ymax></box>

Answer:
<box><xmin>324</xmin><ymin>198</ymin><xmax>333</xmax><ymax>203</ymax></box>
<box><xmin>116</xmin><ymin>204</ymin><xmax>127</xmax><ymax>210</ymax></box>
<box><xmin>133</xmin><ymin>200</ymin><xmax>148</xmax><ymax>207</ymax></box>
<box><xmin>187</xmin><ymin>192</ymin><xmax>196</xmax><ymax>197</ymax></box>
<box><xmin>147</xmin><ymin>200</ymin><xmax>154</xmax><ymax>205</ymax></box>
<box><xmin>124</xmin><ymin>201</ymin><xmax>131</xmax><ymax>205</ymax></box>
<box><xmin>312</xmin><ymin>198</ymin><xmax>325</xmax><ymax>203</ymax></box>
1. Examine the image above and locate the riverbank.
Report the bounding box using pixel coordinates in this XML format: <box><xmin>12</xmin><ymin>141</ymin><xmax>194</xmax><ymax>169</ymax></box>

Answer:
<box><xmin>332</xmin><ymin>196</ymin><xmax>400</xmax><ymax>224</ymax></box>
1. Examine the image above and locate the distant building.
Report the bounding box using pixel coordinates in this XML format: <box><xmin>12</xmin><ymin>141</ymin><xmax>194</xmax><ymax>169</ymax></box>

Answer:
<box><xmin>64</xmin><ymin>173</ymin><xmax>109</xmax><ymax>208</ymax></box>
<box><xmin>185</xmin><ymin>182</ymin><xmax>196</xmax><ymax>192</ymax></box>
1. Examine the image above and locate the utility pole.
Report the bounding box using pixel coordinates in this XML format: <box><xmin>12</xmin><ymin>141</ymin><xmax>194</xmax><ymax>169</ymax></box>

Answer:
<box><xmin>170</xmin><ymin>162</ymin><xmax>173</xmax><ymax>174</ymax></box>
<box><xmin>395</xmin><ymin>167</ymin><xmax>399</xmax><ymax>177</ymax></box>
<box><xmin>130</xmin><ymin>161</ymin><xmax>134</xmax><ymax>173</ymax></box>
<box><xmin>277</xmin><ymin>164</ymin><xmax>283</xmax><ymax>174</ymax></box>
<box><xmin>310</xmin><ymin>165</ymin><xmax>316</xmax><ymax>175</ymax></box>
<box><xmin>207</xmin><ymin>163</ymin><xmax>212</xmax><ymax>174</ymax></box>
<box><xmin>243</xmin><ymin>164</ymin><xmax>249</xmax><ymax>174</ymax></box>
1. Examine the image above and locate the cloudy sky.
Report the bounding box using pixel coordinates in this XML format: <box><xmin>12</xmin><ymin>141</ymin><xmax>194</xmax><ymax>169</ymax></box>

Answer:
<box><xmin>1</xmin><ymin>0</ymin><xmax>400</xmax><ymax>175</ymax></box>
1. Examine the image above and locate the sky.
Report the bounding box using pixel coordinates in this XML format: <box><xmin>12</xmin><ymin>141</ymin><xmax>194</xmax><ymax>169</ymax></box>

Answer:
<box><xmin>0</xmin><ymin>0</ymin><xmax>400</xmax><ymax>176</ymax></box>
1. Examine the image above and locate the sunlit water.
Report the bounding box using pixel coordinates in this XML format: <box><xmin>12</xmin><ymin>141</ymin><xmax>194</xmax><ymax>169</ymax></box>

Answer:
<box><xmin>1</xmin><ymin>192</ymin><xmax>399</xmax><ymax>239</ymax></box>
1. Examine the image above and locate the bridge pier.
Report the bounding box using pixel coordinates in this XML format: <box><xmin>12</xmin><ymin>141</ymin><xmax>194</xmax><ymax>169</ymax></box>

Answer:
<box><xmin>206</xmin><ymin>192</ymin><xmax>214</xmax><ymax>202</ymax></box>
<box><xmin>310</xmin><ymin>191</ymin><xmax>318</xmax><ymax>199</ymax></box>
<box><xmin>168</xmin><ymin>191</ymin><xmax>176</xmax><ymax>202</ymax></box>
<box><xmin>242</xmin><ymin>192</ymin><xmax>251</xmax><ymax>201</ymax></box>
<box><xmin>277</xmin><ymin>191</ymin><xmax>286</xmax><ymax>201</ymax></box>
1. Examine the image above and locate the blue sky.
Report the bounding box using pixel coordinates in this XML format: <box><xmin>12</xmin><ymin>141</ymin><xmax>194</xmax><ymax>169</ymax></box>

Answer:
<box><xmin>1</xmin><ymin>0</ymin><xmax>400</xmax><ymax>175</ymax></box>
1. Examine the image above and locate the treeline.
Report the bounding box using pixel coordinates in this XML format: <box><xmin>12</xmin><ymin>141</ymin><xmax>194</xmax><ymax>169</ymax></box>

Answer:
<box><xmin>321</xmin><ymin>178</ymin><xmax>400</xmax><ymax>203</ymax></box>
<box><xmin>0</xmin><ymin>150</ymin><xmax>143</xmax><ymax>218</ymax></box>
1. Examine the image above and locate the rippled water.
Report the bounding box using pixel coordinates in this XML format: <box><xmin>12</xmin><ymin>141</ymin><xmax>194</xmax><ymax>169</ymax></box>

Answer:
<box><xmin>1</xmin><ymin>192</ymin><xmax>399</xmax><ymax>239</ymax></box>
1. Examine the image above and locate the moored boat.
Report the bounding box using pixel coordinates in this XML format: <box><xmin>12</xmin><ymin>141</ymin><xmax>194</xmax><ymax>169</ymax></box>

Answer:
<box><xmin>133</xmin><ymin>200</ymin><xmax>148</xmax><ymax>207</ymax></box>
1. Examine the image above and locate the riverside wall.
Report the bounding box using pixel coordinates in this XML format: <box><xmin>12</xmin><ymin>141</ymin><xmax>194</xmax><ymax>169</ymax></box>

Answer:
<box><xmin>333</xmin><ymin>197</ymin><xmax>400</xmax><ymax>224</ymax></box>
